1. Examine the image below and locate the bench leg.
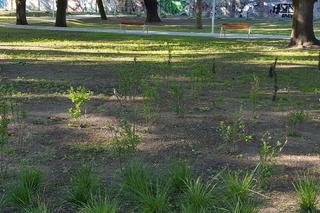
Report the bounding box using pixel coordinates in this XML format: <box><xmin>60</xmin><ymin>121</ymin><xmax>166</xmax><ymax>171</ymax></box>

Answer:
<box><xmin>220</xmin><ymin>26</ymin><xmax>223</xmax><ymax>38</ymax></box>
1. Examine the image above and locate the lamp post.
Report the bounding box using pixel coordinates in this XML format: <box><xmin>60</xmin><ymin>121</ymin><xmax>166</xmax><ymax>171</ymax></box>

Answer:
<box><xmin>211</xmin><ymin>0</ymin><xmax>216</xmax><ymax>33</ymax></box>
<box><xmin>52</xmin><ymin>0</ymin><xmax>55</xmax><ymax>18</ymax></box>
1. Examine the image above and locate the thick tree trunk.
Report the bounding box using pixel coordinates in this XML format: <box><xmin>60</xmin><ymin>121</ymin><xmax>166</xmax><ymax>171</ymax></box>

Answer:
<box><xmin>96</xmin><ymin>0</ymin><xmax>107</xmax><ymax>20</ymax></box>
<box><xmin>195</xmin><ymin>0</ymin><xmax>202</xmax><ymax>29</ymax></box>
<box><xmin>289</xmin><ymin>0</ymin><xmax>320</xmax><ymax>47</ymax></box>
<box><xmin>55</xmin><ymin>0</ymin><xmax>68</xmax><ymax>27</ymax></box>
<box><xmin>144</xmin><ymin>0</ymin><xmax>161</xmax><ymax>23</ymax></box>
<box><xmin>16</xmin><ymin>0</ymin><xmax>28</xmax><ymax>25</ymax></box>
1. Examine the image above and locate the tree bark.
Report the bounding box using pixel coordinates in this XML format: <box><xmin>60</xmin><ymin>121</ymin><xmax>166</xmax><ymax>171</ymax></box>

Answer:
<box><xmin>55</xmin><ymin>0</ymin><xmax>68</xmax><ymax>27</ymax></box>
<box><xmin>16</xmin><ymin>0</ymin><xmax>28</xmax><ymax>25</ymax></box>
<box><xmin>96</xmin><ymin>0</ymin><xmax>107</xmax><ymax>20</ymax></box>
<box><xmin>195</xmin><ymin>0</ymin><xmax>202</xmax><ymax>29</ymax></box>
<box><xmin>289</xmin><ymin>0</ymin><xmax>320</xmax><ymax>47</ymax></box>
<box><xmin>144</xmin><ymin>0</ymin><xmax>161</xmax><ymax>23</ymax></box>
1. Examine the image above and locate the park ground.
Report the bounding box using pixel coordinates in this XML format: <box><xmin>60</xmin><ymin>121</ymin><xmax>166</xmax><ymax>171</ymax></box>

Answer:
<box><xmin>0</xmin><ymin>25</ymin><xmax>319</xmax><ymax>212</ymax></box>
<box><xmin>0</xmin><ymin>12</ymin><xmax>320</xmax><ymax>36</ymax></box>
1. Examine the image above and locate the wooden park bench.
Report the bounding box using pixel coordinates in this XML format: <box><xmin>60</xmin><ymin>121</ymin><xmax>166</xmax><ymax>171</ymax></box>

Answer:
<box><xmin>120</xmin><ymin>21</ymin><xmax>149</xmax><ymax>32</ymax></box>
<box><xmin>220</xmin><ymin>23</ymin><xmax>252</xmax><ymax>38</ymax></box>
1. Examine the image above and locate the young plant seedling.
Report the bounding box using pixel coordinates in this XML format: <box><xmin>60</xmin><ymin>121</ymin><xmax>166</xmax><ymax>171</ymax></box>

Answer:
<box><xmin>67</xmin><ymin>86</ymin><xmax>92</xmax><ymax>126</ymax></box>
<box><xmin>269</xmin><ymin>57</ymin><xmax>278</xmax><ymax>102</ymax></box>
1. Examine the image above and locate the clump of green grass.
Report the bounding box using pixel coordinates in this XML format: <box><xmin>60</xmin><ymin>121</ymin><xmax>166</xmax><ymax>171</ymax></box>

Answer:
<box><xmin>122</xmin><ymin>161</ymin><xmax>169</xmax><ymax>213</ymax></box>
<box><xmin>293</xmin><ymin>174</ymin><xmax>319</xmax><ymax>212</ymax></box>
<box><xmin>216</xmin><ymin>168</ymin><xmax>259</xmax><ymax>213</ymax></box>
<box><xmin>0</xmin><ymin>194</ymin><xmax>6</xmax><ymax>209</ymax></box>
<box><xmin>79</xmin><ymin>196</ymin><xmax>117</xmax><ymax>213</ymax></box>
<box><xmin>225</xmin><ymin>170</ymin><xmax>256</xmax><ymax>201</ymax></box>
<box><xmin>169</xmin><ymin>161</ymin><xmax>191</xmax><ymax>192</ymax></box>
<box><xmin>8</xmin><ymin>169</ymin><xmax>43</xmax><ymax>208</ymax></box>
<box><xmin>21</xmin><ymin>169</ymin><xmax>43</xmax><ymax>192</ymax></box>
<box><xmin>68</xmin><ymin>165</ymin><xmax>101</xmax><ymax>206</ymax></box>
<box><xmin>24</xmin><ymin>202</ymin><xmax>50</xmax><ymax>213</ymax></box>
<box><xmin>181</xmin><ymin>177</ymin><xmax>214</xmax><ymax>212</ymax></box>
<box><xmin>9</xmin><ymin>184</ymin><xmax>33</xmax><ymax>208</ymax></box>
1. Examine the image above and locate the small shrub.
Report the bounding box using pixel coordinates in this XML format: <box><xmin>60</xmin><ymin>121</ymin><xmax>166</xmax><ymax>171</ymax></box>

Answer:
<box><xmin>109</xmin><ymin>118</ymin><xmax>141</xmax><ymax>167</ymax></box>
<box><xmin>169</xmin><ymin>84</ymin><xmax>185</xmax><ymax>116</ymax></box>
<box><xmin>79</xmin><ymin>196</ymin><xmax>117</xmax><ymax>213</ymax></box>
<box><xmin>67</xmin><ymin>86</ymin><xmax>92</xmax><ymax>118</ymax></box>
<box><xmin>68</xmin><ymin>165</ymin><xmax>101</xmax><ymax>206</ymax></box>
<box><xmin>141</xmin><ymin>79</ymin><xmax>160</xmax><ymax>123</ymax></box>
<box><xmin>169</xmin><ymin>161</ymin><xmax>191</xmax><ymax>192</ymax></box>
<box><xmin>286</xmin><ymin>111</ymin><xmax>308</xmax><ymax>136</ymax></box>
<box><xmin>217</xmin><ymin>110</ymin><xmax>253</xmax><ymax>153</ymax></box>
<box><xmin>249</xmin><ymin>74</ymin><xmax>260</xmax><ymax>120</ymax></box>
<box><xmin>258</xmin><ymin>132</ymin><xmax>286</xmax><ymax>190</ymax></box>
<box><xmin>182</xmin><ymin>178</ymin><xmax>214</xmax><ymax>212</ymax></box>
<box><xmin>293</xmin><ymin>174</ymin><xmax>319</xmax><ymax>212</ymax></box>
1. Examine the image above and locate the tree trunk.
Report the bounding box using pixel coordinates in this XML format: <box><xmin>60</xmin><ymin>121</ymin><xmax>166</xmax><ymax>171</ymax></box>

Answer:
<box><xmin>96</xmin><ymin>0</ymin><xmax>107</xmax><ymax>20</ymax></box>
<box><xmin>55</xmin><ymin>0</ymin><xmax>68</xmax><ymax>27</ymax></box>
<box><xmin>16</xmin><ymin>0</ymin><xmax>28</xmax><ymax>25</ymax></box>
<box><xmin>144</xmin><ymin>0</ymin><xmax>161</xmax><ymax>23</ymax></box>
<box><xmin>195</xmin><ymin>0</ymin><xmax>202</xmax><ymax>29</ymax></box>
<box><xmin>125</xmin><ymin>0</ymin><xmax>134</xmax><ymax>14</ymax></box>
<box><xmin>289</xmin><ymin>0</ymin><xmax>320</xmax><ymax>47</ymax></box>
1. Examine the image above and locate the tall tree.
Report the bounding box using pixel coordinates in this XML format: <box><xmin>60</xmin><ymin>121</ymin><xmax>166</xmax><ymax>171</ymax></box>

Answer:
<box><xmin>96</xmin><ymin>0</ymin><xmax>107</xmax><ymax>20</ymax></box>
<box><xmin>16</xmin><ymin>0</ymin><xmax>28</xmax><ymax>25</ymax></box>
<box><xmin>195</xmin><ymin>0</ymin><xmax>202</xmax><ymax>29</ymax></box>
<box><xmin>144</xmin><ymin>0</ymin><xmax>161</xmax><ymax>23</ymax></box>
<box><xmin>289</xmin><ymin>0</ymin><xmax>320</xmax><ymax>47</ymax></box>
<box><xmin>55</xmin><ymin>0</ymin><xmax>68</xmax><ymax>27</ymax></box>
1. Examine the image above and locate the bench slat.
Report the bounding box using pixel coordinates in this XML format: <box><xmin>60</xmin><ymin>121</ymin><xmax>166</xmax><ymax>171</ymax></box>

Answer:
<box><xmin>120</xmin><ymin>21</ymin><xmax>145</xmax><ymax>26</ymax></box>
<box><xmin>222</xmin><ymin>23</ymin><xmax>251</xmax><ymax>29</ymax></box>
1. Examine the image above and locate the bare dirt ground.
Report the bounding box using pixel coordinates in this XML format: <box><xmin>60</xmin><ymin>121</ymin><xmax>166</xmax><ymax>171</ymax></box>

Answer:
<box><xmin>0</xmin><ymin>29</ymin><xmax>319</xmax><ymax>212</ymax></box>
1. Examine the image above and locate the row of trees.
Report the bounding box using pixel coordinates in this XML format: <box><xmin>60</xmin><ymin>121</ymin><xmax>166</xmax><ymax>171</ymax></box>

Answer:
<box><xmin>14</xmin><ymin>0</ymin><xmax>319</xmax><ymax>47</ymax></box>
<box><xmin>15</xmin><ymin>0</ymin><xmax>161</xmax><ymax>26</ymax></box>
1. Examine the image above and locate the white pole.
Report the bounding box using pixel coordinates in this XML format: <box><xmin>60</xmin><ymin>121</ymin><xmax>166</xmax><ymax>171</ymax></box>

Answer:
<box><xmin>211</xmin><ymin>0</ymin><xmax>216</xmax><ymax>33</ymax></box>
<box><xmin>52</xmin><ymin>0</ymin><xmax>55</xmax><ymax>18</ymax></box>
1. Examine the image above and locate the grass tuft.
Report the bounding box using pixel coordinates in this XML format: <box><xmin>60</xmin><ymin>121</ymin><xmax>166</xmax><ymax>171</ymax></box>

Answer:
<box><xmin>122</xmin><ymin>161</ymin><xmax>169</xmax><ymax>213</ymax></box>
<box><xmin>8</xmin><ymin>169</ymin><xmax>44</xmax><ymax>208</ymax></box>
<box><xmin>169</xmin><ymin>161</ymin><xmax>191</xmax><ymax>192</ymax></box>
<box><xmin>79</xmin><ymin>195</ymin><xmax>117</xmax><ymax>213</ymax></box>
<box><xmin>68</xmin><ymin>165</ymin><xmax>101</xmax><ymax>206</ymax></box>
<box><xmin>24</xmin><ymin>202</ymin><xmax>50</xmax><ymax>213</ymax></box>
<box><xmin>293</xmin><ymin>174</ymin><xmax>319</xmax><ymax>212</ymax></box>
<box><xmin>182</xmin><ymin>177</ymin><xmax>214</xmax><ymax>212</ymax></box>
